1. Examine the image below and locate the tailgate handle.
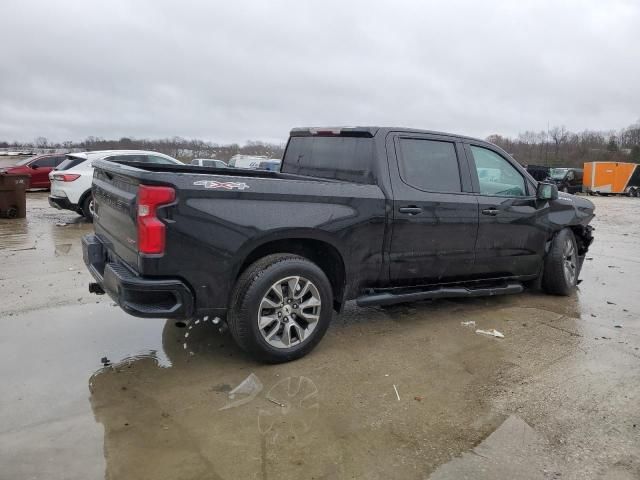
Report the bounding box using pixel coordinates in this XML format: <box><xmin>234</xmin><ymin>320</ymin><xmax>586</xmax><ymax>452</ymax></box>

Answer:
<box><xmin>481</xmin><ymin>208</ymin><xmax>499</xmax><ymax>216</ymax></box>
<box><xmin>399</xmin><ymin>206</ymin><xmax>423</xmax><ymax>215</ymax></box>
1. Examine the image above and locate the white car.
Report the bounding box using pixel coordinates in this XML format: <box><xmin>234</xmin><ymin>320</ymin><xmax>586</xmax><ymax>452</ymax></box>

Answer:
<box><xmin>48</xmin><ymin>150</ymin><xmax>182</xmax><ymax>221</ymax></box>
<box><xmin>191</xmin><ymin>158</ymin><xmax>228</xmax><ymax>168</ymax></box>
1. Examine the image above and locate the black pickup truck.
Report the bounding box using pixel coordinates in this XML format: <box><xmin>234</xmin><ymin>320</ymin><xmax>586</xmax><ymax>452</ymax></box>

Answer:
<box><xmin>82</xmin><ymin>127</ymin><xmax>594</xmax><ymax>362</ymax></box>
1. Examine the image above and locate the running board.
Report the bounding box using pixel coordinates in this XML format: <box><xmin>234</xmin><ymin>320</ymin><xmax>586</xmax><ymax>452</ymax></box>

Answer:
<box><xmin>356</xmin><ymin>282</ymin><xmax>523</xmax><ymax>307</ymax></box>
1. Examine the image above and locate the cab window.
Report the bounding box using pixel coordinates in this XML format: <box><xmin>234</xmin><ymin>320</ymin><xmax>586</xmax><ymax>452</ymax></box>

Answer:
<box><xmin>397</xmin><ymin>138</ymin><xmax>461</xmax><ymax>192</ymax></box>
<box><xmin>470</xmin><ymin>146</ymin><xmax>526</xmax><ymax>197</ymax></box>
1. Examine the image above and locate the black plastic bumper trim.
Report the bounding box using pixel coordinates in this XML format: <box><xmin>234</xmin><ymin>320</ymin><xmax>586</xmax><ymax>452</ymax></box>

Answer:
<box><xmin>82</xmin><ymin>234</ymin><xmax>194</xmax><ymax>319</ymax></box>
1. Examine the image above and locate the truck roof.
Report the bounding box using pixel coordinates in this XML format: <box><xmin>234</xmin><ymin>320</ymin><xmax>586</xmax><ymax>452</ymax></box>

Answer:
<box><xmin>290</xmin><ymin>126</ymin><xmax>489</xmax><ymax>144</ymax></box>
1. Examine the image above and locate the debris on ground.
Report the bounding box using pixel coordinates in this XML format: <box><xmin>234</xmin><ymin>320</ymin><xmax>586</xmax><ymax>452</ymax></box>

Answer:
<box><xmin>267</xmin><ymin>397</ymin><xmax>286</xmax><ymax>407</ymax></box>
<box><xmin>219</xmin><ymin>373</ymin><xmax>263</xmax><ymax>411</ymax></box>
<box><xmin>614</xmin><ymin>324</ymin><xmax>623</xmax><ymax>328</ymax></box>
<box><xmin>461</xmin><ymin>321</ymin><xmax>476</xmax><ymax>327</ymax></box>
<box><xmin>393</xmin><ymin>384</ymin><xmax>400</xmax><ymax>401</ymax></box>
<box><xmin>414</xmin><ymin>396</ymin><xmax>423</xmax><ymax>402</ymax></box>
<box><xmin>476</xmin><ymin>328</ymin><xmax>505</xmax><ymax>338</ymax></box>
<box><xmin>100</xmin><ymin>356</ymin><xmax>111</xmax><ymax>366</ymax></box>
<box><xmin>55</xmin><ymin>222</ymin><xmax>68</xmax><ymax>227</ymax></box>
<box><xmin>606</xmin><ymin>301</ymin><xmax>616</xmax><ymax>305</ymax></box>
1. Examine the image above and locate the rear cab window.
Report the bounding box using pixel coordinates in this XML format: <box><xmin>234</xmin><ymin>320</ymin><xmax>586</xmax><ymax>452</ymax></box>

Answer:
<box><xmin>281</xmin><ymin>136</ymin><xmax>375</xmax><ymax>183</ymax></box>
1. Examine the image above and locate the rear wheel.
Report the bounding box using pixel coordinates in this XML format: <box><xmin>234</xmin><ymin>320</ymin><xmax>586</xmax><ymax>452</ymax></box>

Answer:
<box><xmin>81</xmin><ymin>193</ymin><xmax>94</xmax><ymax>222</ymax></box>
<box><xmin>542</xmin><ymin>229</ymin><xmax>579</xmax><ymax>296</ymax></box>
<box><xmin>228</xmin><ymin>254</ymin><xmax>333</xmax><ymax>363</ymax></box>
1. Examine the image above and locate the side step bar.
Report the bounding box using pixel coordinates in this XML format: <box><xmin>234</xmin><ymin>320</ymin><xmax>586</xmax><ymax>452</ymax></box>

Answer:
<box><xmin>356</xmin><ymin>282</ymin><xmax>523</xmax><ymax>307</ymax></box>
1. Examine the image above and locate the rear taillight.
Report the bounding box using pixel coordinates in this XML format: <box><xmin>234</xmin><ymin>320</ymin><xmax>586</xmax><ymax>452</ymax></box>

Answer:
<box><xmin>52</xmin><ymin>173</ymin><xmax>80</xmax><ymax>182</ymax></box>
<box><xmin>137</xmin><ymin>185</ymin><xmax>175</xmax><ymax>254</ymax></box>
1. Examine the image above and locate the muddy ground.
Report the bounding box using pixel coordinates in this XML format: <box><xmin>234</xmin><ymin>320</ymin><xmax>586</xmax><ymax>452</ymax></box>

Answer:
<box><xmin>0</xmin><ymin>192</ymin><xmax>638</xmax><ymax>480</ymax></box>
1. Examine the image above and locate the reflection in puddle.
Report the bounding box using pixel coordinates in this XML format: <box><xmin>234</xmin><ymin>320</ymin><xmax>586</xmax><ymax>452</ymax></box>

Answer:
<box><xmin>259</xmin><ymin>376</ymin><xmax>320</xmax><ymax>444</ymax></box>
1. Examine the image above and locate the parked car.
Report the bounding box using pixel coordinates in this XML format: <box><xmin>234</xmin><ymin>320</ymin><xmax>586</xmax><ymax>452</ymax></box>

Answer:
<box><xmin>82</xmin><ymin>126</ymin><xmax>595</xmax><ymax>363</ymax></box>
<box><xmin>258</xmin><ymin>160</ymin><xmax>281</xmax><ymax>172</ymax></box>
<box><xmin>48</xmin><ymin>150</ymin><xmax>181</xmax><ymax>221</ymax></box>
<box><xmin>227</xmin><ymin>155</ymin><xmax>269</xmax><ymax>169</ymax></box>
<box><xmin>548</xmin><ymin>167</ymin><xmax>583</xmax><ymax>194</ymax></box>
<box><xmin>0</xmin><ymin>153</ymin><xmax>67</xmax><ymax>189</ymax></box>
<box><xmin>191</xmin><ymin>158</ymin><xmax>227</xmax><ymax>168</ymax></box>
<box><xmin>525</xmin><ymin>164</ymin><xmax>550</xmax><ymax>182</ymax></box>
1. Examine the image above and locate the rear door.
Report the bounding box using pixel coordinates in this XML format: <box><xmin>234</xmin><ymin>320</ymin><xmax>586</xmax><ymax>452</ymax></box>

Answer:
<box><xmin>387</xmin><ymin>133</ymin><xmax>478</xmax><ymax>284</ymax></box>
<box><xmin>465</xmin><ymin>143</ymin><xmax>545</xmax><ymax>278</ymax></box>
<box><xmin>30</xmin><ymin>156</ymin><xmax>58</xmax><ymax>187</ymax></box>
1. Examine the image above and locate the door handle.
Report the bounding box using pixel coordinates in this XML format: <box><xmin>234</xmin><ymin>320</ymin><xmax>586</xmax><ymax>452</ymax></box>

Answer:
<box><xmin>399</xmin><ymin>206</ymin><xmax>423</xmax><ymax>215</ymax></box>
<box><xmin>481</xmin><ymin>208</ymin><xmax>499</xmax><ymax>216</ymax></box>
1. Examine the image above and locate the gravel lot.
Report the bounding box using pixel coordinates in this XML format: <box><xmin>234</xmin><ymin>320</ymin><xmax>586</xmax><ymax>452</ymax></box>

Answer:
<box><xmin>0</xmin><ymin>192</ymin><xmax>638</xmax><ymax>480</ymax></box>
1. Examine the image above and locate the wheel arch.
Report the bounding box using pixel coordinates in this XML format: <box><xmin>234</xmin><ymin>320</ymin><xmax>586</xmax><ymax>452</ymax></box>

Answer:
<box><xmin>235</xmin><ymin>236</ymin><xmax>347</xmax><ymax>312</ymax></box>
<box><xmin>77</xmin><ymin>188</ymin><xmax>92</xmax><ymax>210</ymax></box>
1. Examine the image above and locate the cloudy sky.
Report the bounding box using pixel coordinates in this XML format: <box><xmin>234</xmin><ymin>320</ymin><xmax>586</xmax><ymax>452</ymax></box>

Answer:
<box><xmin>1</xmin><ymin>0</ymin><xmax>639</xmax><ymax>144</ymax></box>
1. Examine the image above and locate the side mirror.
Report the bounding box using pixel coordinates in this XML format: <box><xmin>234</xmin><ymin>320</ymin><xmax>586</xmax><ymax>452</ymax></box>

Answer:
<box><xmin>537</xmin><ymin>182</ymin><xmax>558</xmax><ymax>200</ymax></box>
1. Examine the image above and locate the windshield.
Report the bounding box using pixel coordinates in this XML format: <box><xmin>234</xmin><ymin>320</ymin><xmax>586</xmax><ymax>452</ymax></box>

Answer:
<box><xmin>550</xmin><ymin>168</ymin><xmax>569</xmax><ymax>180</ymax></box>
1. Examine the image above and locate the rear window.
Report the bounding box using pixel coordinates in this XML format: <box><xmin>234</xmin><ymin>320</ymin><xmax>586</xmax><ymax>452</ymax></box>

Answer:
<box><xmin>397</xmin><ymin>138</ymin><xmax>461</xmax><ymax>193</ymax></box>
<box><xmin>281</xmin><ymin>136</ymin><xmax>375</xmax><ymax>183</ymax></box>
<box><xmin>56</xmin><ymin>156</ymin><xmax>87</xmax><ymax>170</ymax></box>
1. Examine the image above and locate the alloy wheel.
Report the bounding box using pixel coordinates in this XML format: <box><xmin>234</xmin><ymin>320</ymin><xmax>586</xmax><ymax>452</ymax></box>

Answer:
<box><xmin>257</xmin><ymin>276</ymin><xmax>321</xmax><ymax>349</ymax></box>
<box><xmin>562</xmin><ymin>238</ymin><xmax>577</xmax><ymax>285</ymax></box>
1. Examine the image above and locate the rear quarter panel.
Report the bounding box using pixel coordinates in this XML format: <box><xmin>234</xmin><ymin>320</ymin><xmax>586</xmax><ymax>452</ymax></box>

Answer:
<box><xmin>101</xmin><ymin>168</ymin><xmax>389</xmax><ymax>315</ymax></box>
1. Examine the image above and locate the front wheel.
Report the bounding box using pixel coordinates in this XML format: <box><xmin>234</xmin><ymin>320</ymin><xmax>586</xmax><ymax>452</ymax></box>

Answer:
<box><xmin>228</xmin><ymin>254</ymin><xmax>333</xmax><ymax>363</ymax></box>
<box><xmin>542</xmin><ymin>229</ymin><xmax>579</xmax><ymax>296</ymax></box>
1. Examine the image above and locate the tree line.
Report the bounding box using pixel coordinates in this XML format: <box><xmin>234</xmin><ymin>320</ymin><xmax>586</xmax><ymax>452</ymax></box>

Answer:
<box><xmin>487</xmin><ymin>120</ymin><xmax>640</xmax><ymax>167</ymax></box>
<box><xmin>2</xmin><ymin>120</ymin><xmax>640</xmax><ymax>167</ymax></box>
<box><xmin>0</xmin><ymin>136</ymin><xmax>285</xmax><ymax>162</ymax></box>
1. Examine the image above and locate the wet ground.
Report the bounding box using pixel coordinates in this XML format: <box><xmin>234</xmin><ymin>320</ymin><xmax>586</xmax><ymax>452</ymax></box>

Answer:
<box><xmin>0</xmin><ymin>192</ymin><xmax>638</xmax><ymax>480</ymax></box>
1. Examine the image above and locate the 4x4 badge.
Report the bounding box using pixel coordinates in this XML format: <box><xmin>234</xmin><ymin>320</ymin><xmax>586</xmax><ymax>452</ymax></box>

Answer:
<box><xmin>193</xmin><ymin>180</ymin><xmax>250</xmax><ymax>190</ymax></box>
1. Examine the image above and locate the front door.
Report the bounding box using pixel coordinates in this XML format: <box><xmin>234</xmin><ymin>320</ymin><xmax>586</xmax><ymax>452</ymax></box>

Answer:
<box><xmin>388</xmin><ymin>134</ymin><xmax>479</xmax><ymax>285</ymax></box>
<box><xmin>465</xmin><ymin>143</ymin><xmax>547</xmax><ymax>278</ymax></box>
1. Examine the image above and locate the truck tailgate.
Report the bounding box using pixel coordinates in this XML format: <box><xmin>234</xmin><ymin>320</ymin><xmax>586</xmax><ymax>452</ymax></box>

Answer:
<box><xmin>92</xmin><ymin>169</ymin><xmax>140</xmax><ymax>268</ymax></box>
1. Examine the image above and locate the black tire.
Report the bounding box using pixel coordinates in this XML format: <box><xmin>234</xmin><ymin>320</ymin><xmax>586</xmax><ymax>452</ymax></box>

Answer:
<box><xmin>81</xmin><ymin>193</ymin><xmax>94</xmax><ymax>222</ymax></box>
<box><xmin>542</xmin><ymin>229</ymin><xmax>579</xmax><ymax>296</ymax></box>
<box><xmin>228</xmin><ymin>254</ymin><xmax>333</xmax><ymax>363</ymax></box>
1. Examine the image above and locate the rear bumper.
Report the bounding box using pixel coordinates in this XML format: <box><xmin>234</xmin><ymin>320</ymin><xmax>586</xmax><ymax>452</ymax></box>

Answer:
<box><xmin>48</xmin><ymin>195</ymin><xmax>76</xmax><ymax>211</ymax></box>
<box><xmin>82</xmin><ymin>233</ymin><xmax>194</xmax><ymax>319</ymax></box>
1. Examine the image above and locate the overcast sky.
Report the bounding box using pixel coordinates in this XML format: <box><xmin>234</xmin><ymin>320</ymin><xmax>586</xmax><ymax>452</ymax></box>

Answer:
<box><xmin>1</xmin><ymin>0</ymin><xmax>639</xmax><ymax>144</ymax></box>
